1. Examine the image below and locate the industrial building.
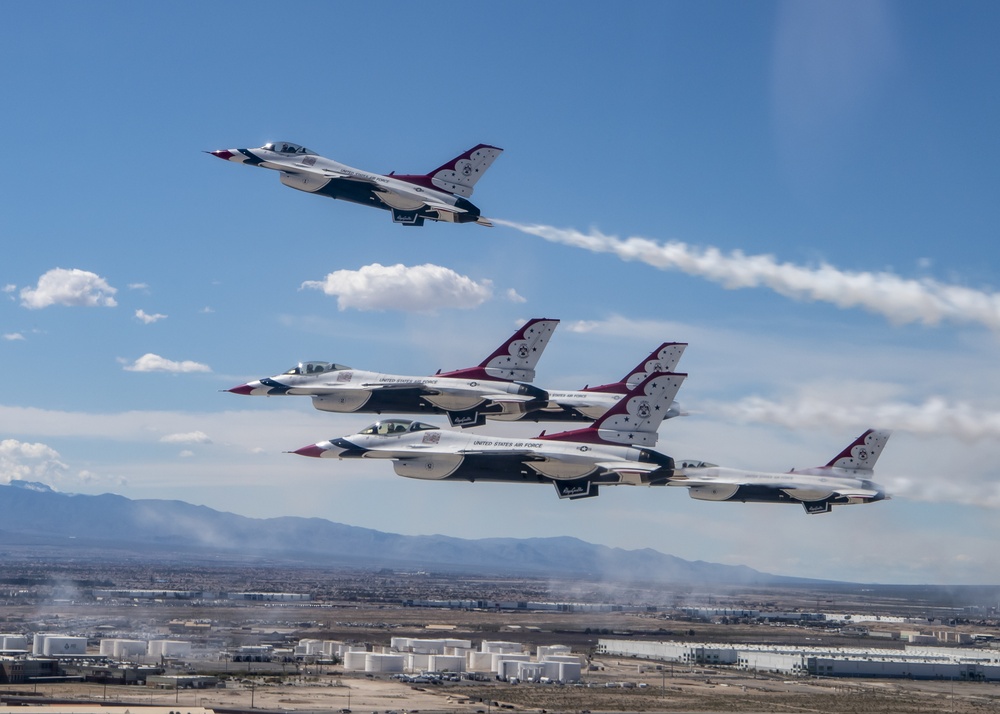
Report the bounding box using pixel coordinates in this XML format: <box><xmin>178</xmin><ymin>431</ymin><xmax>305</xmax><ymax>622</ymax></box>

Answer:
<box><xmin>599</xmin><ymin>638</ymin><xmax>1000</xmax><ymax>681</ymax></box>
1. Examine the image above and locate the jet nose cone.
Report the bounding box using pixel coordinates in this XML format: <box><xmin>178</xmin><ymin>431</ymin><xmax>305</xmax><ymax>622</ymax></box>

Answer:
<box><xmin>227</xmin><ymin>383</ymin><xmax>255</xmax><ymax>396</ymax></box>
<box><xmin>209</xmin><ymin>149</ymin><xmax>235</xmax><ymax>160</ymax></box>
<box><xmin>292</xmin><ymin>444</ymin><xmax>327</xmax><ymax>458</ymax></box>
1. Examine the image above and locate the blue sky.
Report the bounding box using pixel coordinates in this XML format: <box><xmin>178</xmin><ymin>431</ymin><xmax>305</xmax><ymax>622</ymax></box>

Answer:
<box><xmin>3</xmin><ymin>1</ymin><xmax>1000</xmax><ymax>585</ymax></box>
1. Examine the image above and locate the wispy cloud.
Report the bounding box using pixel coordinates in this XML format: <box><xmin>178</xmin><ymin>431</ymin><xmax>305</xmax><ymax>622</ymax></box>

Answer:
<box><xmin>160</xmin><ymin>431</ymin><xmax>212</xmax><ymax>444</ymax></box>
<box><xmin>301</xmin><ymin>263</ymin><xmax>494</xmax><ymax>312</ymax></box>
<box><xmin>122</xmin><ymin>353</ymin><xmax>211</xmax><ymax>373</ymax></box>
<box><xmin>3</xmin><ymin>333</ymin><xmax>25</xmax><ymax>341</ymax></box>
<box><xmin>705</xmin><ymin>395</ymin><xmax>1000</xmax><ymax>442</ymax></box>
<box><xmin>20</xmin><ymin>268</ymin><xmax>118</xmax><ymax>309</ymax></box>
<box><xmin>497</xmin><ymin>221</ymin><xmax>1000</xmax><ymax>331</ymax></box>
<box><xmin>135</xmin><ymin>309</ymin><xmax>167</xmax><ymax>324</ymax></box>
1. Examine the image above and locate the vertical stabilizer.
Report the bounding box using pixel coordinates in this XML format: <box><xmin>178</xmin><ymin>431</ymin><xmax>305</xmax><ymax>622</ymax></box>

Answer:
<box><xmin>427</xmin><ymin>144</ymin><xmax>503</xmax><ymax>198</ymax></box>
<box><xmin>541</xmin><ymin>371</ymin><xmax>686</xmax><ymax>447</ymax></box>
<box><xmin>438</xmin><ymin>318</ymin><xmax>559</xmax><ymax>382</ymax></box>
<box><xmin>824</xmin><ymin>429</ymin><xmax>892</xmax><ymax>471</ymax></box>
<box><xmin>623</xmin><ymin>342</ymin><xmax>687</xmax><ymax>390</ymax></box>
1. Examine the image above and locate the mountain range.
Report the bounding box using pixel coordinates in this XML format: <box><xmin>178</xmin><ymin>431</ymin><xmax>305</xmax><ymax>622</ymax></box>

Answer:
<box><xmin>0</xmin><ymin>480</ymin><xmax>810</xmax><ymax>585</ymax></box>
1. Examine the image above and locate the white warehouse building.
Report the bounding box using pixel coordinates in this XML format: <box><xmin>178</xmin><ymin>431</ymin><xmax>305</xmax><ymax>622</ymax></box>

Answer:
<box><xmin>601</xmin><ymin>638</ymin><xmax>1000</xmax><ymax>681</ymax></box>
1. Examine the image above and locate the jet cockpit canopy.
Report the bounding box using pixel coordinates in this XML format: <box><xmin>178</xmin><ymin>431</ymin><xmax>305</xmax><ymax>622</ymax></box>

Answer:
<box><xmin>358</xmin><ymin>419</ymin><xmax>439</xmax><ymax>436</ymax></box>
<box><xmin>284</xmin><ymin>361</ymin><xmax>350</xmax><ymax>376</ymax></box>
<box><xmin>678</xmin><ymin>460</ymin><xmax>718</xmax><ymax>469</ymax></box>
<box><xmin>263</xmin><ymin>141</ymin><xmax>316</xmax><ymax>155</ymax></box>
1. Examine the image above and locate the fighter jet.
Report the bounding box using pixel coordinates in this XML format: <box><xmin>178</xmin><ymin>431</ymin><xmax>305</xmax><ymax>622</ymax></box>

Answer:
<box><xmin>497</xmin><ymin>342</ymin><xmax>688</xmax><ymax>424</ymax></box>
<box><xmin>668</xmin><ymin>429</ymin><xmax>892</xmax><ymax>514</ymax></box>
<box><xmin>208</xmin><ymin>141</ymin><xmax>502</xmax><ymax>226</ymax></box>
<box><xmin>291</xmin><ymin>371</ymin><xmax>686</xmax><ymax>500</ymax></box>
<box><xmin>227</xmin><ymin>319</ymin><xmax>559</xmax><ymax>428</ymax></box>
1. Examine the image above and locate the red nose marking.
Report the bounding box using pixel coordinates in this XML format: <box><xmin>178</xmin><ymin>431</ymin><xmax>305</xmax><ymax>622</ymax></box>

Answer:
<box><xmin>292</xmin><ymin>445</ymin><xmax>326</xmax><ymax>458</ymax></box>
<box><xmin>211</xmin><ymin>150</ymin><xmax>235</xmax><ymax>160</ymax></box>
<box><xmin>227</xmin><ymin>384</ymin><xmax>254</xmax><ymax>395</ymax></box>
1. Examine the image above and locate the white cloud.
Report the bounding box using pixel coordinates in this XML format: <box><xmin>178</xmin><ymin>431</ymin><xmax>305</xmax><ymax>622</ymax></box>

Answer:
<box><xmin>128</xmin><ymin>282</ymin><xmax>149</xmax><ymax>290</ymax></box>
<box><xmin>135</xmin><ymin>309</ymin><xmax>167</xmax><ymax>324</ymax></box>
<box><xmin>505</xmin><ymin>288</ymin><xmax>527</xmax><ymax>303</ymax></box>
<box><xmin>160</xmin><ymin>431</ymin><xmax>212</xmax><ymax>444</ymax></box>
<box><xmin>301</xmin><ymin>263</ymin><xmax>494</xmax><ymax>312</ymax></box>
<box><xmin>3</xmin><ymin>333</ymin><xmax>25</xmax><ymax>341</ymax></box>
<box><xmin>0</xmin><ymin>439</ymin><xmax>67</xmax><ymax>485</ymax></box>
<box><xmin>178</xmin><ymin>450</ymin><xmax>195</xmax><ymax>458</ymax></box>
<box><xmin>706</xmin><ymin>394</ymin><xmax>1000</xmax><ymax>443</ymax></box>
<box><xmin>498</xmin><ymin>221</ymin><xmax>1000</xmax><ymax>331</ymax></box>
<box><xmin>3</xmin><ymin>284</ymin><xmax>15</xmax><ymax>293</ymax></box>
<box><xmin>122</xmin><ymin>353</ymin><xmax>211</xmax><ymax>373</ymax></box>
<box><xmin>19</xmin><ymin>268</ymin><xmax>118</xmax><ymax>309</ymax></box>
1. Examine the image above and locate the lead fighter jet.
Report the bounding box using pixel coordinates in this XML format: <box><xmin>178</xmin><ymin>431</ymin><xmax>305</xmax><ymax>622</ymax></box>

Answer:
<box><xmin>669</xmin><ymin>429</ymin><xmax>892</xmax><ymax>514</ymax></box>
<box><xmin>227</xmin><ymin>319</ymin><xmax>559</xmax><ymax>428</ymax></box>
<box><xmin>291</xmin><ymin>371</ymin><xmax>686</xmax><ymax>500</ymax></box>
<box><xmin>208</xmin><ymin>141</ymin><xmax>502</xmax><ymax>226</ymax></box>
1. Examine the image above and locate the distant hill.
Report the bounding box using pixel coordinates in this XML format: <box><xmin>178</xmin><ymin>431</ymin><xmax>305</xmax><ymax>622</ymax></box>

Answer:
<box><xmin>0</xmin><ymin>480</ymin><xmax>809</xmax><ymax>585</ymax></box>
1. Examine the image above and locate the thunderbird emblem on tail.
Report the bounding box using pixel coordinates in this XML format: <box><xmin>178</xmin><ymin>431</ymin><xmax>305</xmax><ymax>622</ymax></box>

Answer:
<box><xmin>208</xmin><ymin>141</ymin><xmax>502</xmax><ymax>226</ymax></box>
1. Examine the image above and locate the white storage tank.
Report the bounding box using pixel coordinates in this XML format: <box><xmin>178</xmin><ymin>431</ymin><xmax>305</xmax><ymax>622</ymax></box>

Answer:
<box><xmin>429</xmin><ymin>655</ymin><xmax>465</xmax><ymax>672</ymax></box>
<box><xmin>42</xmin><ymin>636</ymin><xmax>87</xmax><ymax>655</ymax></box>
<box><xmin>100</xmin><ymin>640</ymin><xmax>116</xmax><ymax>656</ymax></box>
<box><xmin>343</xmin><ymin>651</ymin><xmax>368</xmax><ymax>670</ymax></box>
<box><xmin>537</xmin><ymin>645</ymin><xmax>571</xmax><ymax>658</ymax></box>
<box><xmin>544</xmin><ymin>654</ymin><xmax>585</xmax><ymax>665</ymax></box>
<box><xmin>467</xmin><ymin>651</ymin><xmax>494</xmax><ymax>672</ymax></box>
<box><xmin>407</xmin><ymin>653</ymin><xmax>431</xmax><ymax>672</ymax></box>
<box><xmin>112</xmin><ymin>639</ymin><xmax>147</xmax><ymax>659</ymax></box>
<box><xmin>365</xmin><ymin>653</ymin><xmax>404</xmax><ymax>673</ymax></box>
<box><xmin>1</xmin><ymin>634</ymin><xmax>28</xmax><ymax>651</ymax></box>
<box><xmin>158</xmin><ymin>641</ymin><xmax>192</xmax><ymax>658</ymax></box>
<box><xmin>33</xmin><ymin>633</ymin><xmax>49</xmax><ymax>655</ymax></box>
<box><xmin>558</xmin><ymin>661</ymin><xmax>582</xmax><ymax>683</ymax></box>
<box><xmin>482</xmin><ymin>640</ymin><xmax>522</xmax><ymax>654</ymax></box>
<box><xmin>492</xmin><ymin>652</ymin><xmax>529</xmax><ymax>672</ymax></box>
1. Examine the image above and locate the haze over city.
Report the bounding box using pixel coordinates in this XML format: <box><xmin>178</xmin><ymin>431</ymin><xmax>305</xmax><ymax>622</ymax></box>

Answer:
<box><xmin>2</xmin><ymin>2</ymin><xmax>1000</xmax><ymax>584</ymax></box>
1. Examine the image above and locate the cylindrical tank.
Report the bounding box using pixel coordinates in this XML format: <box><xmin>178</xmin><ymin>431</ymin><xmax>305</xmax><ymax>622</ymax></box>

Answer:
<box><xmin>343</xmin><ymin>651</ymin><xmax>368</xmax><ymax>670</ymax></box>
<box><xmin>467</xmin><ymin>651</ymin><xmax>493</xmax><ymax>672</ymax></box>
<box><xmin>429</xmin><ymin>655</ymin><xmax>465</xmax><ymax>672</ymax></box>
<box><xmin>481</xmin><ymin>640</ymin><xmax>522</xmax><ymax>654</ymax></box>
<box><xmin>558</xmin><ymin>661</ymin><xmax>582</xmax><ymax>683</ymax></box>
<box><xmin>113</xmin><ymin>639</ymin><xmax>147</xmax><ymax>658</ymax></box>
<box><xmin>160</xmin><ymin>641</ymin><xmax>192</xmax><ymax>657</ymax></box>
<box><xmin>407</xmin><ymin>653</ymin><xmax>431</xmax><ymax>672</ymax></box>
<box><xmin>42</xmin><ymin>636</ymin><xmax>87</xmax><ymax>655</ymax></box>
<box><xmin>365</xmin><ymin>654</ymin><xmax>404</xmax><ymax>673</ymax></box>
<box><xmin>492</xmin><ymin>652</ymin><xmax>529</xmax><ymax>672</ymax></box>
<box><xmin>0</xmin><ymin>634</ymin><xmax>28</xmax><ymax>651</ymax></box>
<box><xmin>543</xmin><ymin>654</ymin><xmax>584</xmax><ymax>665</ymax></box>
<box><xmin>537</xmin><ymin>645</ymin><xmax>571</xmax><ymax>658</ymax></box>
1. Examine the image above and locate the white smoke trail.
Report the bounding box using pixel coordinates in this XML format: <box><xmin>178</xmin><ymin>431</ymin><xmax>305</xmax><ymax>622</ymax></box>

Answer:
<box><xmin>496</xmin><ymin>220</ymin><xmax>1000</xmax><ymax>330</ymax></box>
